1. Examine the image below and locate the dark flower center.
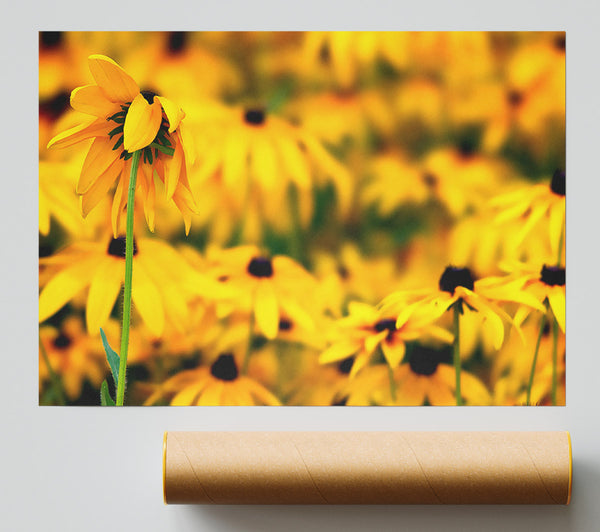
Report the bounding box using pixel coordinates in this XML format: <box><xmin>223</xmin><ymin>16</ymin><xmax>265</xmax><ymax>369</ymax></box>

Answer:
<box><xmin>458</xmin><ymin>138</ymin><xmax>476</xmax><ymax>158</ymax></box>
<box><xmin>319</xmin><ymin>43</ymin><xmax>331</xmax><ymax>64</ymax></box>
<box><xmin>167</xmin><ymin>32</ymin><xmax>187</xmax><ymax>54</ymax></box>
<box><xmin>337</xmin><ymin>356</ymin><xmax>355</xmax><ymax>375</ymax></box>
<box><xmin>373</xmin><ymin>318</ymin><xmax>397</xmax><ymax>339</ymax></box>
<box><xmin>210</xmin><ymin>353</ymin><xmax>239</xmax><ymax>381</ymax></box>
<box><xmin>52</xmin><ymin>333</ymin><xmax>72</xmax><ymax>350</ymax></box>
<box><xmin>422</xmin><ymin>172</ymin><xmax>438</xmax><ymax>188</ymax></box>
<box><xmin>244</xmin><ymin>108</ymin><xmax>266</xmax><ymax>126</ymax></box>
<box><xmin>439</xmin><ymin>266</ymin><xmax>475</xmax><ymax>294</ymax></box>
<box><xmin>40</xmin><ymin>31</ymin><xmax>63</xmax><ymax>50</ymax></box>
<box><xmin>506</xmin><ymin>89</ymin><xmax>524</xmax><ymax>107</ymax></box>
<box><xmin>39</xmin><ymin>91</ymin><xmax>71</xmax><ymax>120</ymax></box>
<box><xmin>554</xmin><ymin>35</ymin><xmax>566</xmax><ymax>51</ymax></box>
<box><xmin>337</xmin><ymin>265</ymin><xmax>350</xmax><ymax>280</ymax></box>
<box><xmin>140</xmin><ymin>90</ymin><xmax>158</xmax><ymax>105</ymax></box>
<box><xmin>550</xmin><ymin>169</ymin><xmax>566</xmax><ymax>196</ymax></box>
<box><xmin>279</xmin><ymin>319</ymin><xmax>293</xmax><ymax>331</ymax></box>
<box><xmin>409</xmin><ymin>347</ymin><xmax>442</xmax><ymax>376</ymax></box>
<box><xmin>107</xmin><ymin>236</ymin><xmax>138</xmax><ymax>258</ymax></box>
<box><xmin>247</xmin><ymin>257</ymin><xmax>273</xmax><ymax>278</ymax></box>
<box><xmin>331</xmin><ymin>396</ymin><xmax>348</xmax><ymax>406</ymax></box>
<box><xmin>39</xmin><ymin>244</ymin><xmax>54</xmax><ymax>258</ymax></box>
<box><xmin>540</xmin><ymin>265</ymin><xmax>565</xmax><ymax>287</ymax></box>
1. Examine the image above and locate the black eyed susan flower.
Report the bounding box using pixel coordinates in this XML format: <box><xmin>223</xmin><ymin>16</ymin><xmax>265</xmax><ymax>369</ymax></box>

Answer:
<box><xmin>186</xmin><ymin>100</ymin><xmax>352</xmax><ymax>216</ymax></box>
<box><xmin>39</xmin><ymin>316</ymin><xmax>118</xmax><ymax>402</ymax></box>
<box><xmin>384</xmin><ymin>265</ymin><xmax>544</xmax><ymax>350</ymax></box>
<box><xmin>205</xmin><ymin>246</ymin><xmax>320</xmax><ymax>340</ymax></box>
<box><xmin>38</xmin><ymin>235</ymin><xmax>202</xmax><ymax>336</ymax></box>
<box><xmin>143</xmin><ymin>353</ymin><xmax>281</xmax><ymax>406</ymax></box>
<box><xmin>392</xmin><ymin>345</ymin><xmax>491</xmax><ymax>406</ymax></box>
<box><xmin>490</xmin><ymin>169</ymin><xmax>566</xmax><ymax>260</ymax></box>
<box><xmin>319</xmin><ymin>301</ymin><xmax>452</xmax><ymax>377</ymax></box>
<box><xmin>47</xmin><ymin>54</ymin><xmax>196</xmax><ymax>235</ymax></box>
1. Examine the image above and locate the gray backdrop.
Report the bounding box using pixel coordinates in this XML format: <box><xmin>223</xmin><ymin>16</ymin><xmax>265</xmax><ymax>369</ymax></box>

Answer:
<box><xmin>2</xmin><ymin>1</ymin><xmax>599</xmax><ymax>530</ymax></box>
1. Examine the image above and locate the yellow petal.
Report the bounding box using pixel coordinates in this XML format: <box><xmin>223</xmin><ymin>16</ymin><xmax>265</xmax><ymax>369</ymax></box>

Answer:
<box><xmin>548</xmin><ymin>287</ymin><xmax>566</xmax><ymax>333</ymax></box>
<box><xmin>197</xmin><ymin>381</ymin><xmax>224</xmax><ymax>405</ymax></box>
<box><xmin>132</xmin><ymin>261</ymin><xmax>165</xmax><ymax>336</ymax></box>
<box><xmin>163</xmin><ymin>132</ymin><xmax>183</xmax><ymax>199</ymax></box>
<box><xmin>396</xmin><ymin>373</ymin><xmax>426</xmax><ymax>406</ymax></box>
<box><xmin>364</xmin><ymin>330</ymin><xmax>388</xmax><ymax>355</ymax></box>
<box><xmin>138</xmin><ymin>163</ymin><xmax>156</xmax><ymax>231</ymax></box>
<box><xmin>223</xmin><ymin>128</ymin><xmax>248</xmax><ymax>190</ymax></box>
<box><xmin>172</xmin><ymin>381</ymin><xmax>208</xmax><ymax>406</ymax></box>
<box><xmin>39</xmin><ymin>259</ymin><xmax>96</xmax><ymax>322</ymax></box>
<box><xmin>123</xmin><ymin>94</ymin><xmax>162</xmax><ymax>152</ymax></box>
<box><xmin>85</xmin><ymin>257</ymin><xmax>123</xmax><ymax>333</ymax></box>
<box><xmin>71</xmin><ymin>85</ymin><xmax>119</xmax><ymax>117</ymax></box>
<box><xmin>77</xmin><ymin>137</ymin><xmax>121</xmax><ymax>194</ymax></box>
<box><xmin>276</xmin><ymin>136</ymin><xmax>311</xmax><ymax>189</ymax></box>
<box><xmin>245</xmin><ymin>379</ymin><xmax>282</xmax><ymax>406</ymax></box>
<box><xmin>111</xmin><ymin>173</ymin><xmax>126</xmax><ymax>238</ymax></box>
<box><xmin>319</xmin><ymin>340</ymin><xmax>359</xmax><ymax>364</ymax></box>
<box><xmin>88</xmin><ymin>54</ymin><xmax>139</xmax><ymax>103</ymax></box>
<box><xmin>250</xmin><ymin>134</ymin><xmax>279</xmax><ymax>190</ymax></box>
<box><xmin>254</xmin><ymin>280</ymin><xmax>279</xmax><ymax>340</ymax></box>
<box><xmin>381</xmin><ymin>339</ymin><xmax>406</xmax><ymax>368</ymax></box>
<box><xmin>466</xmin><ymin>296</ymin><xmax>505</xmax><ymax>349</ymax></box>
<box><xmin>156</xmin><ymin>96</ymin><xmax>185</xmax><ymax>133</ymax></box>
<box><xmin>47</xmin><ymin>118</ymin><xmax>110</xmax><ymax>149</ymax></box>
<box><xmin>425</xmin><ymin>378</ymin><xmax>455</xmax><ymax>406</ymax></box>
<box><xmin>549</xmin><ymin>200</ymin><xmax>565</xmax><ymax>262</ymax></box>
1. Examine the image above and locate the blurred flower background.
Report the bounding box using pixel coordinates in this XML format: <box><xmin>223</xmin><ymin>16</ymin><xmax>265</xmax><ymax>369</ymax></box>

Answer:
<box><xmin>39</xmin><ymin>31</ymin><xmax>565</xmax><ymax>406</ymax></box>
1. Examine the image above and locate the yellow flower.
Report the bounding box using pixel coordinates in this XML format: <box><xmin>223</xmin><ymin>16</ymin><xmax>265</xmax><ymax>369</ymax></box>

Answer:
<box><xmin>47</xmin><ymin>54</ymin><xmax>195</xmax><ymax>235</ymax></box>
<box><xmin>319</xmin><ymin>301</ymin><xmax>452</xmax><ymax>377</ymax></box>
<box><xmin>143</xmin><ymin>353</ymin><xmax>281</xmax><ymax>406</ymax></box>
<box><xmin>384</xmin><ymin>266</ymin><xmax>544</xmax><ymax>350</ymax></box>
<box><xmin>39</xmin><ymin>316</ymin><xmax>117</xmax><ymax>402</ymax></box>
<box><xmin>478</xmin><ymin>262</ymin><xmax>565</xmax><ymax>333</ymax></box>
<box><xmin>38</xmin><ymin>235</ymin><xmax>200</xmax><ymax>336</ymax></box>
<box><xmin>490</xmin><ymin>170</ymin><xmax>566</xmax><ymax>260</ymax></box>
<box><xmin>393</xmin><ymin>344</ymin><xmax>491</xmax><ymax>405</ymax></box>
<box><xmin>186</xmin><ymin>99</ymin><xmax>352</xmax><ymax>217</ymax></box>
<box><xmin>205</xmin><ymin>246</ymin><xmax>320</xmax><ymax>340</ymax></box>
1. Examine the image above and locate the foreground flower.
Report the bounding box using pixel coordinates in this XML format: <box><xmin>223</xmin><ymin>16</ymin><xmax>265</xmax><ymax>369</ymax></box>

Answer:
<box><xmin>319</xmin><ymin>301</ymin><xmax>452</xmax><ymax>378</ymax></box>
<box><xmin>38</xmin><ymin>236</ymin><xmax>201</xmax><ymax>336</ymax></box>
<box><xmin>47</xmin><ymin>54</ymin><xmax>196</xmax><ymax>235</ymax></box>
<box><xmin>143</xmin><ymin>353</ymin><xmax>281</xmax><ymax>406</ymax></box>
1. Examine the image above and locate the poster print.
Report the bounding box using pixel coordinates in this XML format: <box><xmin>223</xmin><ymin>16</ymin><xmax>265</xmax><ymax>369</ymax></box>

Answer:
<box><xmin>39</xmin><ymin>32</ymin><xmax>565</xmax><ymax>406</ymax></box>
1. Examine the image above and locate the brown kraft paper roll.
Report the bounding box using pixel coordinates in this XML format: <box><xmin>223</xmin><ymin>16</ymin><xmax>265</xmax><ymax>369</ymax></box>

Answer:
<box><xmin>163</xmin><ymin>431</ymin><xmax>572</xmax><ymax>505</ymax></box>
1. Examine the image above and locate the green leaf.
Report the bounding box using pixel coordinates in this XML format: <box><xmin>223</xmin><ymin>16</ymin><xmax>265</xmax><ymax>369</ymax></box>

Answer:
<box><xmin>100</xmin><ymin>328</ymin><xmax>120</xmax><ymax>384</ymax></box>
<box><xmin>100</xmin><ymin>380</ymin><xmax>115</xmax><ymax>406</ymax></box>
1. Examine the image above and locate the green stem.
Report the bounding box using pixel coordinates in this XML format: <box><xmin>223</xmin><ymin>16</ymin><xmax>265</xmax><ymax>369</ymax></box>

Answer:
<box><xmin>39</xmin><ymin>337</ymin><xmax>66</xmax><ymax>405</ymax></box>
<box><xmin>453</xmin><ymin>303</ymin><xmax>462</xmax><ymax>406</ymax></box>
<box><xmin>551</xmin><ymin>315</ymin><xmax>559</xmax><ymax>405</ymax></box>
<box><xmin>526</xmin><ymin>302</ymin><xmax>548</xmax><ymax>406</ymax></box>
<box><xmin>241</xmin><ymin>311</ymin><xmax>255</xmax><ymax>375</ymax></box>
<box><xmin>116</xmin><ymin>150</ymin><xmax>140</xmax><ymax>406</ymax></box>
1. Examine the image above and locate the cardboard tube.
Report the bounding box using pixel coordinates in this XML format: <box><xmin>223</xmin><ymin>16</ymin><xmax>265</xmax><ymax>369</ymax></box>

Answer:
<box><xmin>163</xmin><ymin>431</ymin><xmax>572</xmax><ymax>505</ymax></box>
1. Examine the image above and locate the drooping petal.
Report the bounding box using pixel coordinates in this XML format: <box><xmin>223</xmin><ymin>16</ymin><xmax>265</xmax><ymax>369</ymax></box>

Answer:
<box><xmin>548</xmin><ymin>287</ymin><xmax>566</xmax><ymax>333</ymax></box>
<box><xmin>250</xmin><ymin>133</ymin><xmax>278</xmax><ymax>190</ymax></box>
<box><xmin>123</xmin><ymin>94</ymin><xmax>163</xmax><ymax>152</ymax></box>
<box><xmin>549</xmin><ymin>200</ymin><xmax>566</xmax><ymax>261</ymax></box>
<box><xmin>47</xmin><ymin>118</ymin><xmax>111</xmax><ymax>149</ymax></box>
<box><xmin>163</xmin><ymin>131</ymin><xmax>184</xmax><ymax>199</ymax></box>
<box><xmin>39</xmin><ymin>258</ymin><xmax>97</xmax><ymax>322</ymax></box>
<box><xmin>197</xmin><ymin>381</ymin><xmax>224</xmax><ymax>405</ymax></box>
<box><xmin>171</xmin><ymin>381</ymin><xmax>209</xmax><ymax>406</ymax></box>
<box><xmin>156</xmin><ymin>96</ymin><xmax>185</xmax><ymax>133</ymax></box>
<box><xmin>85</xmin><ymin>257</ymin><xmax>123</xmax><ymax>333</ymax></box>
<box><xmin>464</xmin><ymin>295</ymin><xmax>506</xmax><ymax>350</ymax></box>
<box><xmin>137</xmin><ymin>163</ymin><xmax>156</xmax><ymax>232</ymax></box>
<box><xmin>245</xmin><ymin>379</ymin><xmax>282</xmax><ymax>406</ymax></box>
<box><xmin>88</xmin><ymin>54</ymin><xmax>139</xmax><ymax>103</ymax></box>
<box><xmin>425</xmin><ymin>378</ymin><xmax>455</xmax><ymax>406</ymax></box>
<box><xmin>395</xmin><ymin>373</ymin><xmax>426</xmax><ymax>406</ymax></box>
<box><xmin>364</xmin><ymin>330</ymin><xmax>388</xmax><ymax>355</ymax></box>
<box><xmin>77</xmin><ymin>137</ymin><xmax>121</xmax><ymax>194</ymax></box>
<box><xmin>276</xmin><ymin>136</ymin><xmax>311</xmax><ymax>189</ymax></box>
<box><xmin>131</xmin><ymin>261</ymin><xmax>165</xmax><ymax>336</ymax></box>
<box><xmin>381</xmin><ymin>339</ymin><xmax>406</xmax><ymax>368</ymax></box>
<box><xmin>254</xmin><ymin>280</ymin><xmax>279</xmax><ymax>340</ymax></box>
<box><xmin>70</xmin><ymin>85</ymin><xmax>119</xmax><ymax>118</ymax></box>
<box><xmin>110</xmin><ymin>172</ymin><xmax>126</xmax><ymax>238</ymax></box>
